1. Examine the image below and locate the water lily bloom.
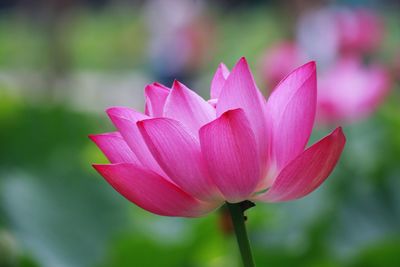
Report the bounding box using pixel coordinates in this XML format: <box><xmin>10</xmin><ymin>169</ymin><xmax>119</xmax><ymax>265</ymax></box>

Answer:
<box><xmin>90</xmin><ymin>58</ymin><xmax>346</xmax><ymax>217</ymax></box>
<box><xmin>318</xmin><ymin>57</ymin><xmax>390</xmax><ymax>124</ymax></box>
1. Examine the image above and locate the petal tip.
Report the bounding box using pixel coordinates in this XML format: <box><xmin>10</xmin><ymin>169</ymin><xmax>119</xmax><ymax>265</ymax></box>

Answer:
<box><xmin>172</xmin><ymin>79</ymin><xmax>181</xmax><ymax>89</ymax></box>
<box><xmin>219</xmin><ymin>63</ymin><xmax>230</xmax><ymax>77</ymax></box>
<box><xmin>239</xmin><ymin>56</ymin><xmax>247</xmax><ymax>62</ymax></box>
<box><xmin>88</xmin><ymin>134</ymin><xmax>97</xmax><ymax>142</ymax></box>
<box><xmin>229</xmin><ymin>57</ymin><xmax>255</xmax><ymax>79</ymax></box>
<box><xmin>144</xmin><ymin>84</ymin><xmax>153</xmax><ymax>94</ymax></box>
<box><xmin>145</xmin><ymin>82</ymin><xmax>169</xmax><ymax>92</ymax></box>
<box><xmin>172</xmin><ymin>80</ymin><xmax>190</xmax><ymax>92</ymax></box>
<box><xmin>333</xmin><ymin>126</ymin><xmax>346</xmax><ymax>142</ymax></box>
<box><xmin>302</xmin><ymin>61</ymin><xmax>317</xmax><ymax>73</ymax></box>
<box><xmin>88</xmin><ymin>132</ymin><xmax>121</xmax><ymax>145</ymax></box>
<box><xmin>92</xmin><ymin>163</ymin><xmax>104</xmax><ymax>172</ymax></box>
<box><xmin>105</xmin><ymin>106</ymin><xmax>126</xmax><ymax>118</ymax></box>
<box><xmin>218</xmin><ymin>62</ymin><xmax>227</xmax><ymax>69</ymax></box>
<box><xmin>220</xmin><ymin>108</ymin><xmax>243</xmax><ymax>119</ymax></box>
<box><xmin>307</xmin><ymin>60</ymin><xmax>316</xmax><ymax>67</ymax></box>
<box><xmin>105</xmin><ymin>107</ymin><xmax>115</xmax><ymax>115</ymax></box>
<box><xmin>171</xmin><ymin>80</ymin><xmax>192</xmax><ymax>92</ymax></box>
<box><xmin>135</xmin><ymin>117</ymin><xmax>156</xmax><ymax>130</ymax></box>
<box><xmin>236</xmin><ymin>57</ymin><xmax>249</xmax><ymax>68</ymax></box>
<box><xmin>152</xmin><ymin>82</ymin><xmax>163</xmax><ymax>87</ymax></box>
<box><xmin>136</xmin><ymin>119</ymin><xmax>145</xmax><ymax>129</ymax></box>
<box><xmin>106</xmin><ymin>107</ymin><xmax>147</xmax><ymax>122</ymax></box>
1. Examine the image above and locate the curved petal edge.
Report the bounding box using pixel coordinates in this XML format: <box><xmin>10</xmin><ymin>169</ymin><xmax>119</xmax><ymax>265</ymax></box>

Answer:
<box><xmin>266</xmin><ymin>61</ymin><xmax>317</xmax><ymax>170</ymax></box>
<box><xmin>94</xmin><ymin>163</ymin><xmax>218</xmax><ymax>217</ymax></box>
<box><xmin>89</xmin><ymin>132</ymin><xmax>140</xmax><ymax>164</ymax></box>
<box><xmin>257</xmin><ymin>127</ymin><xmax>345</xmax><ymax>202</ymax></box>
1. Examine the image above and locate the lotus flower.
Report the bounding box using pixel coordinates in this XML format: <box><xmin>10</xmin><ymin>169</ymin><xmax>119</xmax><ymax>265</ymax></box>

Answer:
<box><xmin>90</xmin><ymin>58</ymin><xmax>345</xmax><ymax>218</ymax></box>
<box><xmin>318</xmin><ymin>57</ymin><xmax>390</xmax><ymax>123</ymax></box>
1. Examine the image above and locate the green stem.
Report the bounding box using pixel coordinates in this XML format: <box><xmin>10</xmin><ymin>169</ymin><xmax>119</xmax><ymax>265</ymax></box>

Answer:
<box><xmin>226</xmin><ymin>201</ymin><xmax>256</xmax><ymax>267</ymax></box>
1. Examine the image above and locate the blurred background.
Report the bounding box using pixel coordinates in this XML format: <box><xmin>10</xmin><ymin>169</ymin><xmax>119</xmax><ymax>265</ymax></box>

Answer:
<box><xmin>0</xmin><ymin>0</ymin><xmax>400</xmax><ymax>266</ymax></box>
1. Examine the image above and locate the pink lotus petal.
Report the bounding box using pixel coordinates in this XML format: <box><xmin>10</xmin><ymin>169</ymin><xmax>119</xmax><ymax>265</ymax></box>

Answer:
<box><xmin>89</xmin><ymin>132</ymin><xmax>140</xmax><ymax>164</ymax></box>
<box><xmin>163</xmin><ymin>80</ymin><xmax>216</xmax><ymax>137</ymax></box>
<box><xmin>216</xmin><ymin>57</ymin><xmax>269</xmax><ymax>177</ymax></box>
<box><xmin>145</xmin><ymin>82</ymin><xmax>170</xmax><ymax>117</ymax></box>
<box><xmin>266</xmin><ymin>61</ymin><xmax>317</xmax><ymax>171</ymax></box>
<box><xmin>106</xmin><ymin>107</ymin><xmax>165</xmax><ymax>176</ymax></box>
<box><xmin>210</xmin><ymin>63</ymin><xmax>230</xmax><ymax>99</ymax></box>
<box><xmin>200</xmin><ymin>109</ymin><xmax>260</xmax><ymax>203</ymax></box>
<box><xmin>137</xmin><ymin>118</ymin><xmax>221</xmax><ymax>201</ymax></box>
<box><xmin>94</xmin><ymin>163</ymin><xmax>217</xmax><ymax>217</ymax></box>
<box><xmin>257</xmin><ymin>127</ymin><xmax>345</xmax><ymax>202</ymax></box>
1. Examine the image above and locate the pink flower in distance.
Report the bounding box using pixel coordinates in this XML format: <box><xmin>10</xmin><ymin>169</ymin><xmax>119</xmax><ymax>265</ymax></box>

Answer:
<box><xmin>393</xmin><ymin>52</ymin><xmax>400</xmax><ymax>80</ymax></box>
<box><xmin>335</xmin><ymin>8</ymin><xmax>384</xmax><ymax>55</ymax></box>
<box><xmin>318</xmin><ymin>57</ymin><xmax>390</xmax><ymax>124</ymax></box>
<box><xmin>260</xmin><ymin>42</ymin><xmax>302</xmax><ymax>90</ymax></box>
<box><xmin>90</xmin><ymin>58</ymin><xmax>346</xmax><ymax>218</ymax></box>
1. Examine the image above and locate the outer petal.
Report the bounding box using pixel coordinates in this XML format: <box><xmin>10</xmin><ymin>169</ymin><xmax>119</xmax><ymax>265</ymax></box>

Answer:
<box><xmin>106</xmin><ymin>107</ymin><xmax>165</xmax><ymax>176</ymax></box>
<box><xmin>210</xmin><ymin>63</ymin><xmax>230</xmax><ymax>99</ymax></box>
<box><xmin>163</xmin><ymin>80</ymin><xmax>216</xmax><ymax>137</ymax></box>
<box><xmin>257</xmin><ymin>127</ymin><xmax>345</xmax><ymax>202</ymax></box>
<box><xmin>94</xmin><ymin>163</ymin><xmax>216</xmax><ymax>217</ymax></box>
<box><xmin>216</xmin><ymin>57</ymin><xmax>269</xmax><ymax>179</ymax></box>
<box><xmin>199</xmin><ymin>109</ymin><xmax>260</xmax><ymax>203</ymax></box>
<box><xmin>137</xmin><ymin>118</ymin><xmax>220</xmax><ymax>201</ymax></box>
<box><xmin>144</xmin><ymin>82</ymin><xmax>170</xmax><ymax>117</ymax></box>
<box><xmin>89</xmin><ymin>132</ymin><xmax>140</xmax><ymax>164</ymax></box>
<box><xmin>266</xmin><ymin>61</ymin><xmax>317</xmax><ymax>171</ymax></box>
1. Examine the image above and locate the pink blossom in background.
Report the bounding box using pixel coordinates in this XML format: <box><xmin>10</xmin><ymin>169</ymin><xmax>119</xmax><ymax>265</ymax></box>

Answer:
<box><xmin>90</xmin><ymin>58</ymin><xmax>345</xmax><ymax>217</ymax></box>
<box><xmin>261</xmin><ymin>39</ymin><xmax>391</xmax><ymax>125</ymax></box>
<box><xmin>260</xmin><ymin>42</ymin><xmax>302</xmax><ymax>90</ymax></box>
<box><xmin>317</xmin><ymin>57</ymin><xmax>390</xmax><ymax>124</ymax></box>
<box><xmin>393</xmin><ymin>52</ymin><xmax>400</xmax><ymax>80</ymax></box>
<box><xmin>260</xmin><ymin>8</ymin><xmax>384</xmax><ymax>91</ymax></box>
<box><xmin>335</xmin><ymin>8</ymin><xmax>384</xmax><ymax>55</ymax></box>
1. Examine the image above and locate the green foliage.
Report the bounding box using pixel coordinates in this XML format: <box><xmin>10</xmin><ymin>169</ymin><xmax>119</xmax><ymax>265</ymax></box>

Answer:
<box><xmin>0</xmin><ymin>97</ymin><xmax>129</xmax><ymax>267</ymax></box>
